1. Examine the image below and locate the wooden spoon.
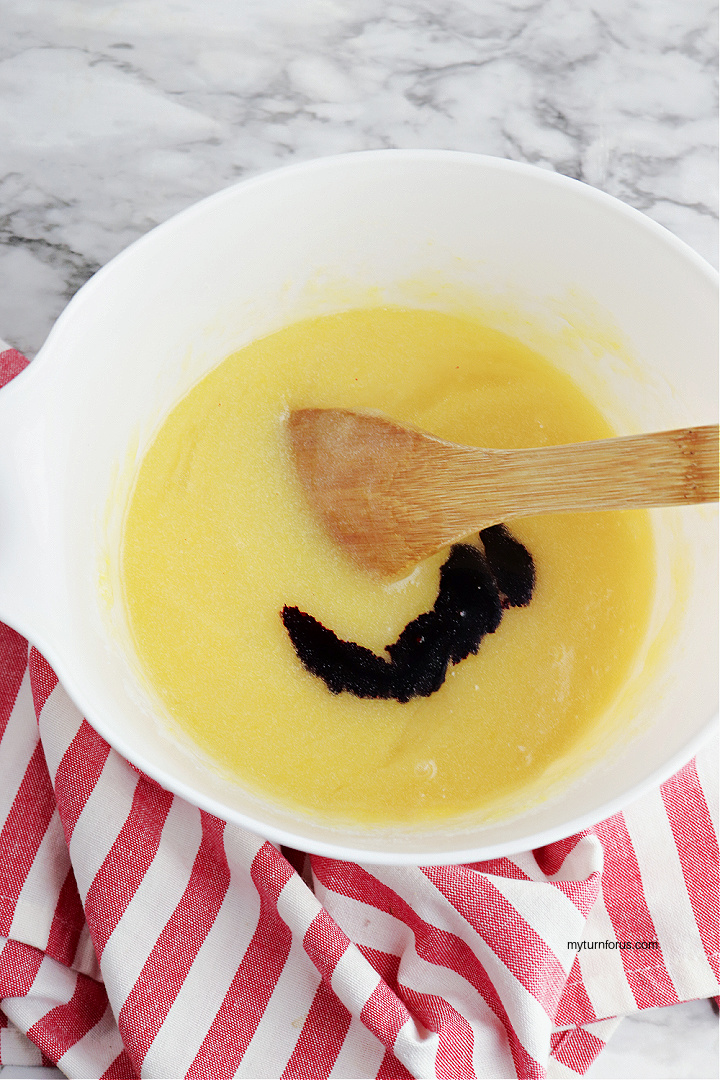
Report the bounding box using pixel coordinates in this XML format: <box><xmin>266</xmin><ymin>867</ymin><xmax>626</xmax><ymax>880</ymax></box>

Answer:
<box><xmin>287</xmin><ymin>408</ymin><xmax>719</xmax><ymax>579</ymax></box>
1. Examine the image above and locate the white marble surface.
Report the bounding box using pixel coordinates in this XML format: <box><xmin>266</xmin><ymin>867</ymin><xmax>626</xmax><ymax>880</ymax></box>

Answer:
<box><xmin>0</xmin><ymin>0</ymin><xmax>717</xmax><ymax>361</ymax></box>
<box><xmin>0</xmin><ymin>1</ymin><xmax>717</xmax><ymax>1077</ymax></box>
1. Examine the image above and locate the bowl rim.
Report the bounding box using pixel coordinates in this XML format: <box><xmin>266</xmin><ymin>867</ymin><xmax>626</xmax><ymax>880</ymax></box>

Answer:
<box><xmin>30</xmin><ymin>148</ymin><xmax>720</xmax><ymax>382</ymax></box>
<box><xmin>13</xmin><ymin>148</ymin><xmax>720</xmax><ymax>865</ymax></box>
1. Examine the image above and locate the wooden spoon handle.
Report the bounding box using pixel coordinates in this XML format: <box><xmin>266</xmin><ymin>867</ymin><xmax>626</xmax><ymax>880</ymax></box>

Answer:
<box><xmin>450</xmin><ymin>424</ymin><xmax>719</xmax><ymax>525</ymax></box>
<box><xmin>288</xmin><ymin>410</ymin><xmax>718</xmax><ymax>577</ymax></box>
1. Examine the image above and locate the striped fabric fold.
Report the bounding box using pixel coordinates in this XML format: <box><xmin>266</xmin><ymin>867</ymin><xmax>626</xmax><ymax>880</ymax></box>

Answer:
<box><xmin>0</xmin><ymin>347</ymin><xmax>718</xmax><ymax>1078</ymax></box>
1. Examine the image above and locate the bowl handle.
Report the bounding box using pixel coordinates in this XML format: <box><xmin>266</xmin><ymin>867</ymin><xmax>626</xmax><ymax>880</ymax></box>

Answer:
<box><xmin>0</xmin><ymin>350</ymin><xmax>60</xmax><ymax>650</ymax></box>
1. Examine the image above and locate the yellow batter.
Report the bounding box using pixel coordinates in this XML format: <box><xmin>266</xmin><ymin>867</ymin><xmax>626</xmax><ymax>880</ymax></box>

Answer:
<box><xmin>122</xmin><ymin>307</ymin><xmax>654</xmax><ymax>825</ymax></box>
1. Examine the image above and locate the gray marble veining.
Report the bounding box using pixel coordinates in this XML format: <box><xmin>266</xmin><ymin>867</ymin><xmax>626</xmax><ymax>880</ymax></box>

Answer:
<box><xmin>0</xmin><ymin>0</ymin><xmax>716</xmax><ymax>359</ymax></box>
<box><xmin>0</xmin><ymin>2</ymin><xmax>717</xmax><ymax>1078</ymax></box>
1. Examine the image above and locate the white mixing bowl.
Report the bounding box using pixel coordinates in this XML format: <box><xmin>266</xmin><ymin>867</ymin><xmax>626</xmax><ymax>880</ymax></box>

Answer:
<box><xmin>0</xmin><ymin>150</ymin><xmax>716</xmax><ymax>864</ymax></box>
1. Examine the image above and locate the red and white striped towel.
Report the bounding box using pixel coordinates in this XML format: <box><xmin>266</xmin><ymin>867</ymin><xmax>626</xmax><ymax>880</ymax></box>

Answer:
<box><xmin>0</xmin><ymin>344</ymin><xmax>718</xmax><ymax>1079</ymax></box>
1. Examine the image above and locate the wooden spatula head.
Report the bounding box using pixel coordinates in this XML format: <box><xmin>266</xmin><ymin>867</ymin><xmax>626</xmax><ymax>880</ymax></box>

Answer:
<box><xmin>286</xmin><ymin>409</ymin><xmax>503</xmax><ymax>577</ymax></box>
<box><xmin>287</xmin><ymin>408</ymin><xmax>719</xmax><ymax>579</ymax></box>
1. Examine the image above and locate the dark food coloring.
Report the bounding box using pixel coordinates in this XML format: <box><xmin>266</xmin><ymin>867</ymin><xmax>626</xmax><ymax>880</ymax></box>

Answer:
<box><xmin>281</xmin><ymin>524</ymin><xmax>535</xmax><ymax>703</ymax></box>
